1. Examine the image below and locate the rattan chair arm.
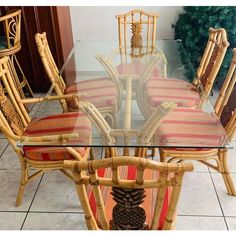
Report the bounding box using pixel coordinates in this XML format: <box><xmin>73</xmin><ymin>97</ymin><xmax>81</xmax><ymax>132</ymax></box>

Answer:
<box><xmin>0</xmin><ymin>125</ymin><xmax>77</xmax><ymax>143</ymax></box>
<box><xmin>21</xmin><ymin>93</ymin><xmax>87</xmax><ymax>104</ymax></box>
<box><xmin>20</xmin><ymin>133</ymin><xmax>79</xmax><ymax>143</ymax></box>
<box><xmin>0</xmin><ymin>125</ymin><xmax>21</xmax><ymax>141</ymax></box>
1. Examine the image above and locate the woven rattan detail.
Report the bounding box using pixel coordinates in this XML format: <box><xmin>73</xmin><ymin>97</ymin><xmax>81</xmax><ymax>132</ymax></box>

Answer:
<box><xmin>220</xmin><ymin>88</ymin><xmax>236</xmax><ymax>127</ymax></box>
<box><xmin>0</xmin><ymin>83</ymin><xmax>24</xmax><ymax>135</ymax></box>
<box><xmin>201</xmin><ymin>44</ymin><xmax>220</xmax><ymax>87</ymax></box>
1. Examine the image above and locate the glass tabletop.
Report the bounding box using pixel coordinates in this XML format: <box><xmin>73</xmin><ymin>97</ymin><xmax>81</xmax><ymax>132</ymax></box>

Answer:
<box><xmin>17</xmin><ymin>40</ymin><xmax>230</xmax><ymax>149</ymax></box>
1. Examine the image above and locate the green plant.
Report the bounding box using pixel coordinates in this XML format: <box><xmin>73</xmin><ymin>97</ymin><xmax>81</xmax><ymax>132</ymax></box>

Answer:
<box><xmin>173</xmin><ymin>6</ymin><xmax>236</xmax><ymax>87</ymax></box>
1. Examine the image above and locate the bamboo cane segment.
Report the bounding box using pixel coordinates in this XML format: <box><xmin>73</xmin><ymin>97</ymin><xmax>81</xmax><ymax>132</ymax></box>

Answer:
<box><xmin>147</xmin><ymin>16</ymin><xmax>151</xmax><ymax>49</ymax></box>
<box><xmin>64</xmin><ymin>157</ymin><xmax>194</xmax><ymax>173</ymax></box>
<box><xmin>152</xmin><ymin>17</ymin><xmax>157</xmax><ymax>49</ymax></box>
<box><xmin>116</xmin><ymin>9</ymin><xmax>159</xmax><ymax>19</ymax></box>
<box><xmin>118</xmin><ymin>17</ymin><xmax>122</xmax><ymax>49</ymax></box>
<box><xmin>150</xmin><ymin>176</ymin><xmax>167</xmax><ymax>229</ymax></box>
<box><xmin>21</xmin><ymin>93</ymin><xmax>87</xmax><ymax>104</ymax></box>
<box><xmin>123</xmin><ymin>77</ymin><xmax>132</xmax><ymax>130</ymax></box>
<box><xmin>215</xmin><ymin>49</ymin><xmax>236</xmax><ymax>117</ymax></box>
<box><xmin>225</xmin><ymin>111</ymin><xmax>236</xmax><ymax>140</ymax></box>
<box><xmin>124</xmin><ymin>15</ymin><xmax>127</xmax><ymax>55</ymax></box>
<box><xmin>76</xmin><ymin>184</ymin><xmax>99</xmax><ymax>230</ymax></box>
<box><xmin>21</xmin><ymin>133</ymin><xmax>79</xmax><ymax>143</ymax></box>
<box><xmin>162</xmin><ymin>174</ymin><xmax>184</xmax><ymax>230</ymax></box>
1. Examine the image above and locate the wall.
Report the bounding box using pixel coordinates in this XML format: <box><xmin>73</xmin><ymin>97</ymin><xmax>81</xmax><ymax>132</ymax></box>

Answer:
<box><xmin>70</xmin><ymin>6</ymin><xmax>184</xmax><ymax>42</ymax></box>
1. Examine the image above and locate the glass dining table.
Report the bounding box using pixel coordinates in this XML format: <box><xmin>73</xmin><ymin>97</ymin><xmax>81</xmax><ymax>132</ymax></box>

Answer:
<box><xmin>17</xmin><ymin>39</ymin><xmax>231</xmax><ymax>153</ymax></box>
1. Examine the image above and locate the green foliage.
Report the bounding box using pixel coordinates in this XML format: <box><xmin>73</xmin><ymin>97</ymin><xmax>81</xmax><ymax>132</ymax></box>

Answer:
<box><xmin>173</xmin><ymin>6</ymin><xmax>236</xmax><ymax>86</ymax></box>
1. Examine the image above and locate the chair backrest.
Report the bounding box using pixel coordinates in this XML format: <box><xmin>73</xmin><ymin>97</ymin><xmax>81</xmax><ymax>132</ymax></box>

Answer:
<box><xmin>213</xmin><ymin>48</ymin><xmax>236</xmax><ymax>140</ymax></box>
<box><xmin>195</xmin><ymin>28</ymin><xmax>229</xmax><ymax>95</ymax></box>
<box><xmin>63</xmin><ymin>156</ymin><xmax>193</xmax><ymax>230</ymax></box>
<box><xmin>35</xmin><ymin>32</ymin><xmax>68</xmax><ymax>111</ymax></box>
<box><xmin>0</xmin><ymin>9</ymin><xmax>21</xmax><ymax>54</ymax></box>
<box><xmin>116</xmin><ymin>9</ymin><xmax>159</xmax><ymax>51</ymax></box>
<box><xmin>0</xmin><ymin>56</ymin><xmax>30</xmax><ymax>143</ymax></box>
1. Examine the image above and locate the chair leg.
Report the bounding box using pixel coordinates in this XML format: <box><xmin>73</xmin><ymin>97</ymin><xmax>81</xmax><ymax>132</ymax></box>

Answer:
<box><xmin>159</xmin><ymin>149</ymin><xmax>168</xmax><ymax>162</ymax></box>
<box><xmin>218</xmin><ymin>149</ymin><xmax>236</xmax><ymax>196</ymax></box>
<box><xmin>104</xmin><ymin>147</ymin><xmax>110</xmax><ymax>158</ymax></box>
<box><xmin>151</xmin><ymin>147</ymin><xmax>156</xmax><ymax>157</ymax></box>
<box><xmin>15</xmin><ymin>184</ymin><xmax>26</xmax><ymax>207</ymax></box>
<box><xmin>15</xmin><ymin>162</ymin><xmax>29</xmax><ymax>207</ymax></box>
<box><xmin>135</xmin><ymin>147</ymin><xmax>147</xmax><ymax>158</ymax></box>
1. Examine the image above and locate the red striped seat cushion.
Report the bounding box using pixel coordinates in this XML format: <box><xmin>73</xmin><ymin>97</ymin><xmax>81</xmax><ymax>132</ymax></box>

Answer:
<box><xmin>156</xmin><ymin>108</ymin><xmax>227</xmax><ymax>148</ymax></box>
<box><xmin>23</xmin><ymin>112</ymin><xmax>91</xmax><ymax>161</ymax></box>
<box><xmin>88</xmin><ymin>165</ymin><xmax>170</xmax><ymax>230</ymax></box>
<box><xmin>145</xmin><ymin>77</ymin><xmax>200</xmax><ymax>107</ymax></box>
<box><xmin>64</xmin><ymin>77</ymin><xmax>118</xmax><ymax>109</ymax></box>
<box><xmin>116</xmin><ymin>62</ymin><xmax>160</xmax><ymax>77</ymax></box>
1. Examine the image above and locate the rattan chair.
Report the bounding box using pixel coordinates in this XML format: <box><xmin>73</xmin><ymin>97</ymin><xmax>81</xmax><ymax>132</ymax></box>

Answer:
<box><xmin>0</xmin><ymin>9</ymin><xmax>34</xmax><ymax>98</ymax></box>
<box><xmin>155</xmin><ymin>48</ymin><xmax>236</xmax><ymax>196</ymax></box>
<box><xmin>35</xmin><ymin>32</ymin><xmax>119</xmax><ymax>127</ymax></box>
<box><xmin>63</xmin><ymin>156</ymin><xmax>193</xmax><ymax>230</ymax></box>
<box><xmin>141</xmin><ymin>28</ymin><xmax>229</xmax><ymax>117</ymax></box>
<box><xmin>0</xmin><ymin>56</ymin><xmax>91</xmax><ymax>206</ymax></box>
<box><xmin>115</xmin><ymin>9</ymin><xmax>166</xmax><ymax>80</ymax></box>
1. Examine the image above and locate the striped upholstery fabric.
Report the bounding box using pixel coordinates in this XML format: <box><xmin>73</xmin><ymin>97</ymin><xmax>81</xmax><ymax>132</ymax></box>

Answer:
<box><xmin>156</xmin><ymin>108</ymin><xmax>227</xmax><ymax>148</ymax></box>
<box><xmin>88</xmin><ymin>165</ymin><xmax>170</xmax><ymax>229</ymax></box>
<box><xmin>23</xmin><ymin>112</ymin><xmax>91</xmax><ymax>161</ymax></box>
<box><xmin>145</xmin><ymin>77</ymin><xmax>200</xmax><ymax>107</ymax></box>
<box><xmin>116</xmin><ymin>62</ymin><xmax>160</xmax><ymax>77</ymax></box>
<box><xmin>64</xmin><ymin>77</ymin><xmax>118</xmax><ymax>109</ymax></box>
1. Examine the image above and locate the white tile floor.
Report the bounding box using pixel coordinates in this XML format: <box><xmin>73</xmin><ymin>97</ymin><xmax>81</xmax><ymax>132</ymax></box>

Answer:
<box><xmin>0</xmin><ymin>94</ymin><xmax>236</xmax><ymax>230</ymax></box>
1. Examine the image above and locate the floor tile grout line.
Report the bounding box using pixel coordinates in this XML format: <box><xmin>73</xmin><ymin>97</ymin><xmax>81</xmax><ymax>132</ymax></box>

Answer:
<box><xmin>0</xmin><ymin>143</ymin><xmax>9</xmax><ymax>159</ymax></box>
<box><xmin>0</xmin><ymin>211</ymin><xmax>28</xmax><ymax>213</ymax></box>
<box><xmin>209</xmin><ymin>170</ymin><xmax>229</xmax><ymax>230</ymax></box>
<box><xmin>177</xmin><ymin>214</ymin><xmax>227</xmax><ymax>217</ymax></box>
<box><xmin>20</xmin><ymin>173</ymin><xmax>44</xmax><ymax>230</ymax></box>
<box><xmin>20</xmin><ymin>211</ymin><xmax>85</xmax><ymax>214</ymax></box>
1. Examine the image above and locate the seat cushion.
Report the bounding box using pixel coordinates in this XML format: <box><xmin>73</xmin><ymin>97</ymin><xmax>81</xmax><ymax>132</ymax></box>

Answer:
<box><xmin>88</xmin><ymin>165</ymin><xmax>170</xmax><ymax>230</ymax></box>
<box><xmin>64</xmin><ymin>77</ymin><xmax>118</xmax><ymax>109</ymax></box>
<box><xmin>145</xmin><ymin>77</ymin><xmax>200</xmax><ymax>107</ymax></box>
<box><xmin>23</xmin><ymin>112</ymin><xmax>91</xmax><ymax>161</ymax></box>
<box><xmin>116</xmin><ymin>62</ymin><xmax>160</xmax><ymax>77</ymax></box>
<box><xmin>156</xmin><ymin>108</ymin><xmax>227</xmax><ymax>148</ymax></box>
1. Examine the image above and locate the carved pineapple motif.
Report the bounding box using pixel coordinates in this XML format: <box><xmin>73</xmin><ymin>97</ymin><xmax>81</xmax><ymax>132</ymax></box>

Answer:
<box><xmin>109</xmin><ymin>187</ymin><xmax>149</xmax><ymax>230</ymax></box>
<box><xmin>131</xmin><ymin>23</ymin><xmax>143</xmax><ymax>48</ymax></box>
